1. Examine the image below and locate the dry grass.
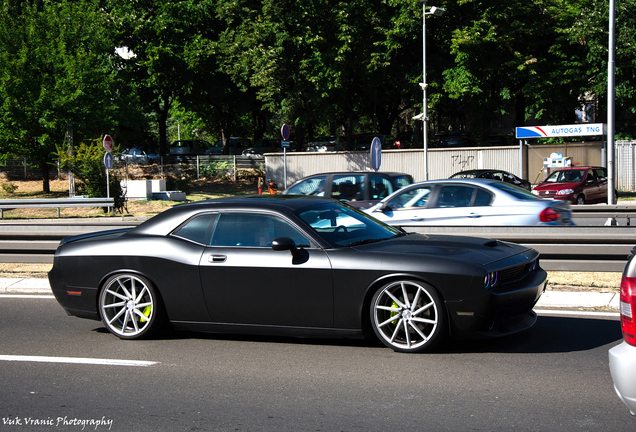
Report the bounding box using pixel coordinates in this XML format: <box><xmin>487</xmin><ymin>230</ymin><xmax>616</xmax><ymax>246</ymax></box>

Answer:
<box><xmin>0</xmin><ymin>174</ymin><xmax>260</xmax><ymax>219</ymax></box>
<box><xmin>547</xmin><ymin>271</ymin><xmax>621</xmax><ymax>293</ymax></box>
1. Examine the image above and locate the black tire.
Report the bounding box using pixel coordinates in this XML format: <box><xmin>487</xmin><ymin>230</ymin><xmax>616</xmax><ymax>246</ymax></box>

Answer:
<box><xmin>576</xmin><ymin>194</ymin><xmax>585</xmax><ymax>205</ymax></box>
<box><xmin>370</xmin><ymin>280</ymin><xmax>445</xmax><ymax>353</ymax></box>
<box><xmin>98</xmin><ymin>274</ymin><xmax>163</xmax><ymax>340</ymax></box>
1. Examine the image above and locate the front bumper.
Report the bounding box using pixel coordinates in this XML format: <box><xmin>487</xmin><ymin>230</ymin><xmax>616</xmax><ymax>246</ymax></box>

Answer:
<box><xmin>609</xmin><ymin>341</ymin><xmax>636</xmax><ymax>415</ymax></box>
<box><xmin>446</xmin><ymin>268</ymin><xmax>547</xmax><ymax>339</ymax></box>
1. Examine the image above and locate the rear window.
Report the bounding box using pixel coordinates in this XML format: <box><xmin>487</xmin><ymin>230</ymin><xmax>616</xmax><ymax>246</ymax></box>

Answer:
<box><xmin>393</xmin><ymin>175</ymin><xmax>414</xmax><ymax>188</ymax></box>
<box><xmin>491</xmin><ymin>182</ymin><xmax>541</xmax><ymax>200</ymax></box>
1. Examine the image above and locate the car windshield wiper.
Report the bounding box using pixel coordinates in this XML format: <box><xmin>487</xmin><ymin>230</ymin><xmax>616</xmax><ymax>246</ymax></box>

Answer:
<box><xmin>345</xmin><ymin>238</ymin><xmax>385</xmax><ymax>247</ymax></box>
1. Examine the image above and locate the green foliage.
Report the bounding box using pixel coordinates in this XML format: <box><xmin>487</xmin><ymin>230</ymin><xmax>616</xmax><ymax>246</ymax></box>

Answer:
<box><xmin>56</xmin><ymin>140</ymin><xmax>126</xmax><ymax>212</ymax></box>
<box><xmin>1</xmin><ymin>182</ymin><xmax>18</xmax><ymax>195</ymax></box>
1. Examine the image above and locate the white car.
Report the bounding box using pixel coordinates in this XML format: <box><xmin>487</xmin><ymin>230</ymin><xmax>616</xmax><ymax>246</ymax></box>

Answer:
<box><xmin>609</xmin><ymin>247</ymin><xmax>636</xmax><ymax>415</ymax></box>
<box><xmin>364</xmin><ymin>179</ymin><xmax>574</xmax><ymax>226</ymax></box>
<box><xmin>306</xmin><ymin>136</ymin><xmax>346</xmax><ymax>152</ymax></box>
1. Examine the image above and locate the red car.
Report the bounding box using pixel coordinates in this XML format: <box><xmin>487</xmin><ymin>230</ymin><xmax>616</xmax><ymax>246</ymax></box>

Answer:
<box><xmin>532</xmin><ymin>166</ymin><xmax>609</xmax><ymax>205</ymax></box>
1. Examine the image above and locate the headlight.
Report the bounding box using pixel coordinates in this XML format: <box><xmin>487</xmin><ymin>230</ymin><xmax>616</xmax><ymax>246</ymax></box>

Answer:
<box><xmin>557</xmin><ymin>189</ymin><xmax>574</xmax><ymax>195</ymax></box>
<box><xmin>531</xmin><ymin>190</ymin><xmax>539</xmax><ymax>195</ymax></box>
<box><xmin>484</xmin><ymin>271</ymin><xmax>499</xmax><ymax>289</ymax></box>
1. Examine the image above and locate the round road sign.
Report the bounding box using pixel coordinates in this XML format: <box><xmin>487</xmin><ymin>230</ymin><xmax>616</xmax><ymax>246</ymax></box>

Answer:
<box><xmin>370</xmin><ymin>137</ymin><xmax>382</xmax><ymax>171</ymax></box>
<box><xmin>103</xmin><ymin>135</ymin><xmax>113</xmax><ymax>152</ymax></box>
<box><xmin>104</xmin><ymin>152</ymin><xmax>113</xmax><ymax>170</ymax></box>
<box><xmin>281</xmin><ymin>124</ymin><xmax>290</xmax><ymax>140</ymax></box>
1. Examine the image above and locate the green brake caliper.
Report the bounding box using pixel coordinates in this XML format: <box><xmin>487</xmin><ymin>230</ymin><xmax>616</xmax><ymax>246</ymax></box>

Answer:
<box><xmin>140</xmin><ymin>305</ymin><xmax>152</xmax><ymax>323</ymax></box>
<box><xmin>390</xmin><ymin>301</ymin><xmax>399</xmax><ymax>325</ymax></box>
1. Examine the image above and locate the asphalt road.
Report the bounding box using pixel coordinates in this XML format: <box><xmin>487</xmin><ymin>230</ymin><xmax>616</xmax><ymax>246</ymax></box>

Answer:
<box><xmin>1</xmin><ymin>296</ymin><xmax>634</xmax><ymax>432</ymax></box>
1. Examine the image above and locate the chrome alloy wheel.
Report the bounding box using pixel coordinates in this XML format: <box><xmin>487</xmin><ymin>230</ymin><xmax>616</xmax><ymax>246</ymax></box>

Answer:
<box><xmin>371</xmin><ymin>280</ymin><xmax>444</xmax><ymax>353</ymax></box>
<box><xmin>99</xmin><ymin>274</ymin><xmax>157</xmax><ymax>339</ymax></box>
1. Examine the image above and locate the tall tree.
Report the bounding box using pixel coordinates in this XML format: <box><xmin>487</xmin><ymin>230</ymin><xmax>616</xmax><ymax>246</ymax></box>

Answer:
<box><xmin>0</xmin><ymin>0</ymin><xmax>120</xmax><ymax>192</ymax></box>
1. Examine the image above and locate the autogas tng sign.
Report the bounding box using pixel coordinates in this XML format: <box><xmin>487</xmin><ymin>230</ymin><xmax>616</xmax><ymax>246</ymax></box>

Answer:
<box><xmin>516</xmin><ymin>123</ymin><xmax>605</xmax><ymax>139</ymax></box>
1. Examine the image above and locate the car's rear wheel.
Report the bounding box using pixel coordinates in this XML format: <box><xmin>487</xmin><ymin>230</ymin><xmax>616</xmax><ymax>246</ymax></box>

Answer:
<box><xmin>370</xmin><ymin>280</ymin><xmax>445</xmax><ymax>353</ymax></box>
<box><xmin>99</xmin><ymin>274</ymin><xmax>162</xmax><ymax>340</ymax></box>
<box><xmin>576</xmin><ymin>194</ymin><xmax>585</xmax><ymax>205</ymax></box>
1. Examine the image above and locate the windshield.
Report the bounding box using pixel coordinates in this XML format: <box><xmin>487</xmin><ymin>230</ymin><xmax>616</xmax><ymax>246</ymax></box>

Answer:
<box><xmin>545</xmin><ymin>169</ymin><xmax>586</xmax><ymax>183</ymax></box>
<box><xmin>296</xmin><ymin>202</ymin><xmax>401</xmax><ymax>247</ymax></box>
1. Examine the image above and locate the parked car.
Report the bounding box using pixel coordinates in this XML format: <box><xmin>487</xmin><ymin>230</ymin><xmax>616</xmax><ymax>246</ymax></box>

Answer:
<box><xmin>478</xmin><ymin>134</ymin><xmax>515</xmax><ymax>147</ymax></box>
<box><xmin>282</xmin><ymin>172</ymin><xmax>414</xmax><ymax>209</ymax></box>
<box><xmin>119</xmin><ymin>147</ymin><xmax>150</xmax><ymax>164</ymax></box>
<box><xmin>48</xmin><ymin>195</ymin><xmax>547</xmax><ymax>353</ymax></box>
<box><xmin>609</xmin><ymin>246</ymin><xmax>636</xmax><ymax>415</ymax></box>
<box><xmin>169</xmin><ymin>139</ymin><xmax>212</xmax><ymax>156</ymax></box>
<box><xmin>306</xmin><ymin>135</ymin><xmax>346</xmax><ymax>152</ymax></box>
<box><xmin>206</xmin><ymin>137</ymin><xmax>253</xmax><ymax>155</ymax></box>
<box><xmin>392</xmin><ymin>131</ymin><xmax>422</xmax><ymax>149</ymax></box>
<box><xmin>532</xmin><ymin>166</ymin><xmax>610</xmax><ymax>204</ymax></box>
<box><xmin>242</xmin><ymin>138</ymin><xmax>283</xmax><ymax>156</ymax></box>
<box><xmin>364</xmin><ymin>179</ymin><xmax>573</xmax><ymax>226</ymax></box>
<box><xmin>434</xmin><ymin>131</ymin><xmax>475</xmax><ymax>148</ymax></box>
<box><xmin>351</xmin><ymin>133</ymin><xmax>392</xmax><ymax>151</ymax></box>
<box><xmin>450</xmin><ymin>169</ymin><xmax>532</xmax><ymax>191</ymax></box>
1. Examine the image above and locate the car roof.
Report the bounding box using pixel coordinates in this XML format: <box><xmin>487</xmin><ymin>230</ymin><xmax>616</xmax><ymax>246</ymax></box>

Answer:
<box><xmin>132</xmin><ymin>195</ymin><xmax>337</xmax><ymax>236</ymax></box>
<box><xmin>551</xmin><ymin>166</ymin><xmax>599</xmax><ymax>171</ymax></box>
<box><xmin>403</xmin><ymin>178</ymin><xmax>505</xmax><ymax>187</ymax></box>
<box><xmin>452</xmin><ymin>169</ymin><xmax>506</xmax><ymax>175</ymax></box>
<box><xmin>294</xmin><ymin>171</ymin><xmax>409</xmax><ymax>177</ymax></box>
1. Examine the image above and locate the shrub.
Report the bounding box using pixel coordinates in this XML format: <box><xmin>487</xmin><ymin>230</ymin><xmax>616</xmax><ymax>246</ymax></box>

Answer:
<box><xmin>56</xmin><ymin>139</ymin><xmax>126</xmax><ymax>213</ymax></box>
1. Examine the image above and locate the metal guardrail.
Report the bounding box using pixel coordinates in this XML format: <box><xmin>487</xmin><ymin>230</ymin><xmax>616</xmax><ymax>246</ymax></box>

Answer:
<box><xmin>0</xmin><ymin>198</ymin><xmax>115</xmax><ymax>219</ymax></box>
<box><xmin>400</xmin><ymin>226</ymin><xmax>635</xmax><ymax>272</ymax></box>
<box><xmin>0</xmin><ymin>219</ymin><xmax>633</xmax><ymax>271</ymax></box>
<box><xmin>0</xmin><ymin>219</ymin><xmax>143</xmax><ymax>263</ymax></box>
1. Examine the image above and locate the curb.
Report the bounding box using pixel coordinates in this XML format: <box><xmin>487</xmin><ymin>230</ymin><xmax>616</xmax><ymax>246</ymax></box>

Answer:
<box><xmin>0</xmin><ymin>278</ymin><xmax>621</xmax><ymax>310</ymax></box>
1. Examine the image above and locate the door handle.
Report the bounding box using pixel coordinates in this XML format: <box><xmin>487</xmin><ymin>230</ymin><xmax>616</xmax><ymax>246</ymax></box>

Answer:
<box><xmin>208</xmin><ymin>255</ymin><xmax>227</xmax><ymax>263</ymax></box>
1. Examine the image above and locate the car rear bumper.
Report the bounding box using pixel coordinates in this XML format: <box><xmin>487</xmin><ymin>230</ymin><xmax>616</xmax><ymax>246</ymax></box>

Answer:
<box><xmin>609</xmin><ymin>341</ymin><xmax>636</xmax><ymax>415</ymax></box>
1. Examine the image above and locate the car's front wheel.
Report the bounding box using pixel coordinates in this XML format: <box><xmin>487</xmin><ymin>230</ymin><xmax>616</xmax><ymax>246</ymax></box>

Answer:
<box><xmin>99</xmin><ymin>274</ymin><xmax>162</xmax><ymax>339</ymax></box>
<box><xmin>370</xmin><ymin>280</ymin><xmax>445</xmax><ymax>353</ymax></box>
<box><xmin>576</xmin><ymin>194</ymin><xmax>586</xmax><ymax>205</ymax></box>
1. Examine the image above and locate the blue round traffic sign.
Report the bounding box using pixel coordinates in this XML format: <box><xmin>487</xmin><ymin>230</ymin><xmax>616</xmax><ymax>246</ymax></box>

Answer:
<box><xmin>370</xmin><ymin>137</ymin><xmax>382</xmax><ymax>171</ymax></box>
<box><xmin>104</xmin><ymin>152</ymin><xmax>114</xmax><ymax>170</ymax></box>
<box><xmin>281</xmin><ymin>124</ymin><xmax>290</xmax><ymax>140</ymax></box>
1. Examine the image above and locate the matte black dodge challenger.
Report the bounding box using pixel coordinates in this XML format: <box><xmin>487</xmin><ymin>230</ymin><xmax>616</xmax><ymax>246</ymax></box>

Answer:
<box><xmin>49</xmin><ymin>195</ymin><xmax>547</xmax><ymax>353</ymax></box>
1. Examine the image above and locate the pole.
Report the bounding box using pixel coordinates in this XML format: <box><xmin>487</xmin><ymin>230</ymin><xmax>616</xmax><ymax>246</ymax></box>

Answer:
<box><xmin>422</xmin><ymin>0</ymin><xmax>428</xmax><ymax>181</ymax></box>
<box><xmin>607</xmin><ymin>0</ymin><xmax>616</xmax><ymax>204</ymax></box>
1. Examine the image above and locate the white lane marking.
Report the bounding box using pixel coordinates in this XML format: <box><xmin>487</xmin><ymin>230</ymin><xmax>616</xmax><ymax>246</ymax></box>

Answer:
<box><xmin>535</xmin><ymin>309</ymin><xmax>620</xmax><ymax>318</ymax></box>
<box><xmin>0</xmin><ymin>294</ymin><xmax>55</xmax><ymax>299</ymax></box>
<box><xmin>0</xmin><ymin>355</ymin><xmax>159</xmax><ymax>367</ymax></box>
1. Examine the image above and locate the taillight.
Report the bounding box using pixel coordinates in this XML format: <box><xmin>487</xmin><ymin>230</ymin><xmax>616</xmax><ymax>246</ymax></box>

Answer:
<box><xmin>539</xmin><ymin>207</ymin><xmax>560</xmax><ymax>222</ymax></box>
<box><xmin>620</xmin><ymin>276</ymin><xmax>636</xmax><ymax>346</ymax></box>
<box><xmin>395</xmin><ymin>140</ymin><xmax>403</xmax><ymax>148</ymax></box>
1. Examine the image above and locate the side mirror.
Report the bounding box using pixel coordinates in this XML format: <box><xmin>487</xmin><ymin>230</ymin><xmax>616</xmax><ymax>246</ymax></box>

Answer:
<box><xmin>272</xmin><ymin>236</ymin><xmax>296</xmax><ymax>252</ymax></box>
<box><xmin>272</xmin><ymin>237</ymin><xmax>308</xmax><ymax>264</ymax></box>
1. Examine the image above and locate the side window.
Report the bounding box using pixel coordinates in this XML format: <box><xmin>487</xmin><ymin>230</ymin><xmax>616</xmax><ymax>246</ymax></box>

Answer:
<box><xmin>594</xmin><ymin>168</ymin><xmax>607</xmax><ymax>180</ymax></box>
<box><xmin>332</xmin><ymin>175</ymin><xmax>365</xmax><ymax>202</ymax></box>
<box><xmin>394</xmin><ymin>175</ymin><xmax>413</xmax><ymax>188</ymax></box>
<box><xmin>386</xmin><ymin>186</ymin><xmax>433</xmax><ymax>211</ymax></box>
<box><xmin>473</xmin><ymin>188</ymin><xmax>493</xmax><ymax>206</ymax></box>
<box><xmin>210</xmin><ymin>213</ymin><xmax>311</xmax><ymax>248</ymax></box>
<box><xmin>370</xmin><ymin>175</ymin><xmax>393</xmax><ymax>199</ymax></box>
<box><xmin>173</xmin><ymin>214</ymin><xmax>218</xmax><ymax>245</ymax></box>
<box><xmin>286</xmin><ymin>176</ymin><xmax>327</xmax><ymax>196</ymax></box>
<box><xmin>481</xmin><ymin>172</ymin><xmax>503</xmax><ymax>181</ymax></box>
<box><xmin>437</xmin><ymin>185</ymin><xmax>475</xmax><ymax>208</ymax></box>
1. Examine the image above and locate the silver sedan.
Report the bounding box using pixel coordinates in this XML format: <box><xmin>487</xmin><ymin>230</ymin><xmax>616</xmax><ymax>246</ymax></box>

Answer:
<box><xmin>364</xmin><ymin>178</ymin><xmax>574</xmax><ymax>226</ymax></box>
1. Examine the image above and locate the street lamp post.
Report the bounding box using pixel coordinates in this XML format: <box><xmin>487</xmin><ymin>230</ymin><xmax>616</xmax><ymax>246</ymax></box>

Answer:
<box><xmin>415</xmin><ymin>1</ymin><xmax>445</xmax><ymax>181</ymax></box>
